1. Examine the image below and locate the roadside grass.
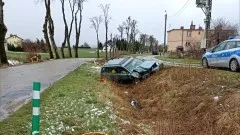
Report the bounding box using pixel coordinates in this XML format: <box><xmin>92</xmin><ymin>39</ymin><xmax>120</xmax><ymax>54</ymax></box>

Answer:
<box><xmin>6</xmin><ymin>48</ymin><xmax>107</xmax><ymax>63</ymax></box>
<box><xmin>109</xmin><ymin>67</ymin><xmax>240</xmax><ymax>134</ymax></box>
<box><xmin>0</xmin><ymin>63</ymin><xmax>117</xmax><ymax>135</ymax></box>
<box><xmin>156</xmin><ymin>56</ymin><xmax>201</xmax><ymax>64</ymax></box>
<box><xmin>7</xmin><ymin>51</ymin><xmax>50</xmax><ymax>62</ymax></box>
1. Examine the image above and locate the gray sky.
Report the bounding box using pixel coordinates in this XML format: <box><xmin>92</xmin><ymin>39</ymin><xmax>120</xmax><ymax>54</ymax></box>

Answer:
<box><xmin>4</xmin><ymin>0</ymin><xmax>240</xmax><ymax>47</ymax></box>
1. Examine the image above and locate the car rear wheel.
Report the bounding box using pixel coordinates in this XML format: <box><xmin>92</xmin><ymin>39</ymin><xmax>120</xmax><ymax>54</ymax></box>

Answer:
<box><xmin>202</xmin><ymin>58</ymin><xmax>209</xmax><ymax>68</ymax></box>
<box><xmin>230</xmin><ymin>59</ymin><xmax>239</xmax><ymax>72</ymax></box>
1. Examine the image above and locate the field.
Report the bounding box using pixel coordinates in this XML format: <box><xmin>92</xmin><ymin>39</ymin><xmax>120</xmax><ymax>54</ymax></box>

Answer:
<box><xmin>156</xmin><ymin>56</ymin><xmax>201</xmax><ymax>64</ymax></box>
<box><xmin>6</xmin><ymin>48</ymin><xmax>107</xmax><ymax>63</ymax></box>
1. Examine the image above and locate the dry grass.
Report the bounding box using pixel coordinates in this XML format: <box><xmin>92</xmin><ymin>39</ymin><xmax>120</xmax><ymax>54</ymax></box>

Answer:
<box><xmin>107</xmin><ymin>67</ymin><xmax>240</xmax><ymax>135</ymax></box>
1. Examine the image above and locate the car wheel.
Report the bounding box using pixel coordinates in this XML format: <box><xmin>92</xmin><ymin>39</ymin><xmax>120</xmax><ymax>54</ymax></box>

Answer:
<box><xmin>202</xmin><ymin>58</ymin><xmax>209</xmax><ymax>68</ymax></box>
<box><xmin>229</xmin><ymin>59</ymin><xmax>239</xmax><ymax>72</ymax></box>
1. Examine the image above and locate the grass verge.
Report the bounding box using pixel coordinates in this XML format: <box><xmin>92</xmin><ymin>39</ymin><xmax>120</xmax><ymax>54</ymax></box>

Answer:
<box><xmin>156</xmin><ymin>56</ymin><xmax>201</xmax><ymax>64</ymax></box>
<box><xmin>0</xmin><ymin>63</ymin><xmax>117</xmax><ymax>135</ymax></box>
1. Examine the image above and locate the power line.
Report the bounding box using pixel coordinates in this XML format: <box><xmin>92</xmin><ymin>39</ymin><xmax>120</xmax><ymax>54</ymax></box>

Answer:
<box><xmin>169</xmin><ymin>0</ymin><xmax>192</xmax><ymax>18</ymax></box>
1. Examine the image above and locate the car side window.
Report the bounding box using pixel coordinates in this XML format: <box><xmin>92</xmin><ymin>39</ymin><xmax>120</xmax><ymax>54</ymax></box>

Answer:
<box><xmin>236</xmin><ymin>41</ymin><xmax>240</xmax><ymax>48</ymax></box>
<box><xmin>225</xmin><ymin>41</ymin><xmax>236</xmax><ymax>50</ymax></box>
<box><xmin>213</xmin><ymin>42</ymin><xmax>227</xmax><ymax>52</ymax></box>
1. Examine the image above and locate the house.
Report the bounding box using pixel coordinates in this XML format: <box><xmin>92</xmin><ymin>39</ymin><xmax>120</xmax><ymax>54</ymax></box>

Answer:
<box><xmin>6</xmin><ymin>34</ymin><xmax>23</xmax><ymax>48</ymax></box>
<box><xmin>167</xmin><ymin>22</ymin><xmax>204</xmax><ymax>52</ymax></box>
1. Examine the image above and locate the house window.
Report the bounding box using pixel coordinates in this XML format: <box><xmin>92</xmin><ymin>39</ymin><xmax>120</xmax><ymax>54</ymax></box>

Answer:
<box><xmin>187</xmin><ymin>31</ymin><xmax>191</xmax><ymax>37</ymax></box>
<box><xmin>186</xmin><ymin>42</ymin><xmax>191</xmax><ymax>46</ymax></box>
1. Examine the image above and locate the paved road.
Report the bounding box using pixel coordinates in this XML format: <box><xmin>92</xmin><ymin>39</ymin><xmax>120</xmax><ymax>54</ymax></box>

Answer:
<box><xmin>0</xmin><ymin>58</ymin><xmax>95</xmax><ymax>120</ymax></box>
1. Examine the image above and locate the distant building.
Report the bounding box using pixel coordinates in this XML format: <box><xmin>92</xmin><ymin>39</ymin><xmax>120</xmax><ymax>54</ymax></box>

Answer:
<box><xmin>167</xmin><ymin>22</ymin><xmax>204</xmax><ymax>52</ymax></box>
<box><xmin>6</xmin><ymin>34</ymin><xmax>23</xmax><ymax>48</ymax></box>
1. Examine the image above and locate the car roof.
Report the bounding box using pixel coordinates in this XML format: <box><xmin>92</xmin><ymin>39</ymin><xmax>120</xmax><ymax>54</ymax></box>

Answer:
<box><xmin>225</xmin><ymin>39</ymin><xmax>240</xmax><ymax>42</ymax></box>
<box><xmin>103</xmin><ymin>57</ymin><xmax>133</xmax><ymax>67</ymax></box>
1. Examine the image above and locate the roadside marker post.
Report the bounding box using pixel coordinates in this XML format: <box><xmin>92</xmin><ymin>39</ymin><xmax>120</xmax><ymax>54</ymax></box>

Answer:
<box><xmin>32</xmin><ymin>82</ymin><xmax>41</xmax><ymax>135</ymax></box>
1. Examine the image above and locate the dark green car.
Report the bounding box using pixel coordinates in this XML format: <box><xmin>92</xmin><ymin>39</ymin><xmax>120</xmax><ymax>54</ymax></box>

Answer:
<box><xmin>101</xmin><ymin>57</ymin><xmax>163</xmax><ymax>83</ymax></box>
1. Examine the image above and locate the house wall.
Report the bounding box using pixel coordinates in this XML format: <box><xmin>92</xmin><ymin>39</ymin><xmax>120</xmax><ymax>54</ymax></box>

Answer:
<box><xmin>167</xmin><ymin>29</ymin><xmax>204</xmax><ymax>52</ymax></box>
<box><xmin>6</xmin><ymin>36</ymin><xmax>23</xmax><ymax>47</ymax></box>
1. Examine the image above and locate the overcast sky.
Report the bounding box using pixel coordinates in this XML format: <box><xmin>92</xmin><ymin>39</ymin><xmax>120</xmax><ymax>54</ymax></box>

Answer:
<box><xmin>4</xmin><ymin>0</ymin><xmax>240</xmax><ymax>47</ymax></box>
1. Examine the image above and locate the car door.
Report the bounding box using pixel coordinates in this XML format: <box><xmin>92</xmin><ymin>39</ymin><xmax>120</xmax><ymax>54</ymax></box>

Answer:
<box><xmin>208</xmin><ymin>42</ymin><xmax>227</xmax><ymax>67</ymax></box>
<box><xmin>219</xmin><ymin>41</ymin><xmax>237</xmax><ymax>67</ymax></box>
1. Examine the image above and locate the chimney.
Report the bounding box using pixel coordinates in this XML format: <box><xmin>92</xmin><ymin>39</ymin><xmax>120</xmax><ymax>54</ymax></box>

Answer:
<box><xmin>180</xmin><ymin>26</ymin><xmax>184</xmax><ymax>30</ymax></box>
<box><xmin>190</xmin><ymin>21</ymin><xmax>196</xmax><ymax>30</ymax></box>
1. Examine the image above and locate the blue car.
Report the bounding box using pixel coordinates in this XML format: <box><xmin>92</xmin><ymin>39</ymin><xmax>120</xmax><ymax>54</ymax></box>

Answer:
<box><xmin>101</xmin><ymin>57</ymin><xmax>163</xmax><ymax>83</ymax></box>
<box><xmin>202</xmin><ymin>39</ymin><xmax>240</xmax><ymax>72</ymax></box>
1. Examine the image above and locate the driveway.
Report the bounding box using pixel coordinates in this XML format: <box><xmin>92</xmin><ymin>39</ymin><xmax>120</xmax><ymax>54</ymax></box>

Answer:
<box><xmin>0</xmin><ymin>58</ymin><xmax>95</xmax><ymax>120</ymax></box>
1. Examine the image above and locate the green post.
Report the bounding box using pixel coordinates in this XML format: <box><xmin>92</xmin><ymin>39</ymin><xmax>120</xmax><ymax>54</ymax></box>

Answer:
<box><xmin>32</xmin><ymin>82</ymin><xmax>41</xmax><ymax>135</ymax></box>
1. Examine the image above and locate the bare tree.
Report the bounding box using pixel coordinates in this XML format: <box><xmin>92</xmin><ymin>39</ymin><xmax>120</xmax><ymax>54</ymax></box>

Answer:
<box><xmin>117</xmin><ymin>24</ymin><xmax>124</xmax><ymax>51</ymax></box>
<box><xmin>117</xmin><ymin>24</ymin><xmax>124</xmax><ymax>40</ymax></box>
<box><xmin>42</xmin><ymin>0</ymin><xmax>54</xmax><ymax>59</ymax></box>
<box><xmin>42</xmin><ymin>0</ymin><xmax>60</xmax><ymax>59</ymax></box>
<box><xmin>100</xmin><ymin>4</ymin><xmax>111</xmax><ymax>60</ymax></box>
<box><xmin>209</xmin><ymin>18</ymin><xmax>239</xmax><ymax>47</ymax></box>
<box><xmin>60</xmin><ymin>0</ymin><xmax>76</xmax><ymax>58</ymax></box>
<box><xmin>74</xmin><ymin>0</ymin><xmax>85</xmax><ymax>58</ymax></box>
<box><xmin>47</xmin><ymin>0</ymin><xmax>60</xmax><ymax>59</ymax></box>
<box><xmin>139</xmin><ymin>34</ymin><xmax>148</xmax><ymax>53</ymax></box>
<box><xmin>149</xmin><ymin>35</ymin><xmax>155</xmax><ymax>52</ymax></box>
<box><xmin>90</xmin><ymin>16</ymin><xmax>102</xmax><ymax>58</ymax></box>
<box><xmin>0</xmin><ymin>0</ymin><xmax>8</xmax><ymax>64</ymax></box>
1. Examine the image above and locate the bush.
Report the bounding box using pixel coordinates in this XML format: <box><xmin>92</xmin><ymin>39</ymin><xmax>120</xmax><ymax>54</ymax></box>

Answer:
<box><xmin>7</xmin><ymin>44</ymin><xmax>24</xmax><ymax>52</ymax></box>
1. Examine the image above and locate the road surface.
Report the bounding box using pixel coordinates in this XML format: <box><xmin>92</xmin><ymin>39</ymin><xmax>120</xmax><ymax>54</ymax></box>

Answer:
<box><xmin>0</xmin><ymin>58</ymin><xmax>95</xmax><ymax>120</ymax></box>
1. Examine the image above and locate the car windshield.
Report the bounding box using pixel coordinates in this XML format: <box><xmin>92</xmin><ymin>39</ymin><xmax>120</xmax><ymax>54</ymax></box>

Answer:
<box><xmin>124</xmin><ymin>59</ymin><xmax>144</xmax><ymax>71</ymax></box>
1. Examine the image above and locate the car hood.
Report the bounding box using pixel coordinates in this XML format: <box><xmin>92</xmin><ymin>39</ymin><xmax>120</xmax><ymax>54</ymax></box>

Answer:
<box><xmin>139</xmin><ymin>61</ymin><xmax>156</xmax><ymax>69</ymax></box>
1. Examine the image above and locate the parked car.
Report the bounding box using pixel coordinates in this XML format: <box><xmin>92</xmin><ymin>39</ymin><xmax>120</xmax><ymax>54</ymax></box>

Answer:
<box><xmin>202</xmin><ymin>39</ymin><xmax>240</xmax><ymax>72</ymax></box>
<box><xmin>152</xmin><ymin>51</ymin><xmax>159</xmax><ymax>55</ymax></box>
<box><xmin>101</xmin><ymin>57</ymin><xmax>163</xmax><ymax>83</ymax></box>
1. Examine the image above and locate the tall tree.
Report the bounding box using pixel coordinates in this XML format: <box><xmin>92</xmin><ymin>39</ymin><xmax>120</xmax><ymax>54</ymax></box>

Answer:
<box><xmin>117</xmin><ymin>24</ymin><xmax>124</xmax><ymax>40</ymax></box>
<box><xmin>209</xmin><ymin>18</ymin><xmax>239</xmax><ymax>48</ymax></box>
<box><xmin>90</xmin><ymin>16</ymin><xmax>103</xmax><ymax>58</ymax></box>
<box><xmin>47</xmin><ymin>0</ymin><xmax>60</xmax><ymax>59</ymax></box>
<box><xmin>124</xmin><ymin>16</ymin><xmax>131</xmax><ymax>43</ymax></box>
<box><xmin>139</xmin><ymin>34</ymin><xmax>148</xmax><ymax>53</ymax></box>
<box><xmin>74</xmin><ymin>0</ymin><xmax>85</xmax><ymax>58</ymax></box>
<box><xmin>0</xmin><ymin>0</ymin><xmax>8</xmax><ymax>64</ymax></box>
<box><xmin>100</xmin><ymin>4</ymin><xmax>111</xmax><ymax>60</ymax></box>
<box><xmin>43</xmin><ymin>0</ymin><xmax>54</xmax><ymax>59</ymax></box>
<box><xmin>60</xmin><ymin>0</ymin><xmax>76</xmax><ymax>58</ymax></box>
<box><xmin>149</xmin><ymin>35</ymin><xmax>155</xmax><ymax>52</ymax></box>
<box><xmin>117</xmin><ymin>24</ymin><xmax>124</xmax><ymax>51</ymax></box>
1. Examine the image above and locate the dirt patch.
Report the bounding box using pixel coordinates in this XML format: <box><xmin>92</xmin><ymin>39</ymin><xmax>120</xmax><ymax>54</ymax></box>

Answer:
<box><xmin>108</xmin><ymin>67</ymin><xmax>240</xmax><ymax>135</ymax></box>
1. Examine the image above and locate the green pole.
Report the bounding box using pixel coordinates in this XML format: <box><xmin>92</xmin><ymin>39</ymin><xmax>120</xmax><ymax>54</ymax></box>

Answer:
<box><xmin>32</xmin><ymin>82</ymin><xmax>41</xmax><ymax>135</ymax></box>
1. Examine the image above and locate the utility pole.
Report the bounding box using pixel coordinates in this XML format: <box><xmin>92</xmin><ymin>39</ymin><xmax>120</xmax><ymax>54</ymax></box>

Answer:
<box><xmin>164</xmin><ymin>10</ymin><xmax>167</xmax><ymax>54</ymax></box>
<box><xmin>196</xmin><ymin>0</ymin><xmax>212</xmax><ymax>49</ymax></box>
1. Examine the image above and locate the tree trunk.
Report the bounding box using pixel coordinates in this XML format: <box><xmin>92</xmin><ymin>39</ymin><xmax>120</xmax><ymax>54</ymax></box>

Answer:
<box><xmin>97</xmin><ymin>32</ymin><xmax>100</xmax><ymax>58</ymax></box>
<box><xmin>43</xmin><ymin>0</ymin><xmax>54</xmax><ymax>59</ymax></box>
<box><xmin>43</xmin><ymin>21</ymin><xmax>54</xmax><ymax>59</ymax></box>
<box><xmin>105</xmin><ymin>25</ymin><xmax>108</xmax><ymax>60</ymax></box>
<box><xmin>0</xmin><ymin>1</ymin><xmax>7</xmax><ymax>64</ymax></box>
<box><xmin>47</xmin><ymin>0</ymin><xmax>60</xmax><ymax>59</ymax></box>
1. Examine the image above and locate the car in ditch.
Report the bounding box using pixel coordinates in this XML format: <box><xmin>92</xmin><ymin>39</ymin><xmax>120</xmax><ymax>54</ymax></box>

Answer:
<box><xmin>101</xmin><ymin>57</ymin><xmax>163</xmax><ymax>83</ymax></box>
<box><xmin>202</xmin><ymin>39</ymin><xmax>240</xmax><ymax>72</ymax></box>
